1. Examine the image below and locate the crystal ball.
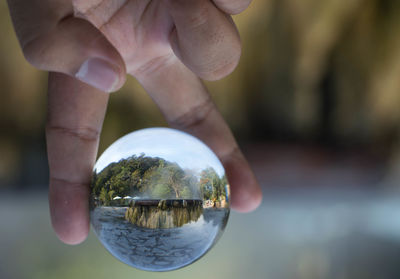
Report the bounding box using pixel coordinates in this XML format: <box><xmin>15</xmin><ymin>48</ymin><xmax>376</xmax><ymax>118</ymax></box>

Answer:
<box><xmin>90</xmin><ymin>128</ymin><xmax>230</xmax><ymax>271</ymax></box>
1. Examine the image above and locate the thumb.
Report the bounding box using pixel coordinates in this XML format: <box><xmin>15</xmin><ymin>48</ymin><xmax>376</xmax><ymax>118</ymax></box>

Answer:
<box><xmin>23</xmin><ymin>16</ymin><xmax>126</xmax><ymax>93</ymax></box>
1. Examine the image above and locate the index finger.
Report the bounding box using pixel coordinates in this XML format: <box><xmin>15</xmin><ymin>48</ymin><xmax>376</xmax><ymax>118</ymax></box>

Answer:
<box><xmin>46</xmin><ymin>72</ymin><xmax>108</xmax><ymax>244</ymax></box>
<box><xmin>134</xmin><ymin>56</ymin><xmax>262</xmax><ymax>212</ymax></box>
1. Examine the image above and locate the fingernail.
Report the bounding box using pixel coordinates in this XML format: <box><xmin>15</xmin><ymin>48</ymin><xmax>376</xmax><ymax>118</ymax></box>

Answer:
<box><xmin>75</xmin><ymin>58</ymin><xmax>120</xmax><ymax>92</ymax></box>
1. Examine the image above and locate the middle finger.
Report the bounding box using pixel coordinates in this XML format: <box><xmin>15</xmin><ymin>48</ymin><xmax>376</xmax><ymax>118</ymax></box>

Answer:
<box><xmin>133</xmin><ymin>56</ymin><xmax>263</xmax><ymax>212</ymax></box>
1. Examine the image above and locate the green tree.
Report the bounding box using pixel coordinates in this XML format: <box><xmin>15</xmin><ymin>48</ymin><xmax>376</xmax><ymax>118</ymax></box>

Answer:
<box><xmin>92</xmin><ymin>154</ymin><xmax>201</xmax><ymax>202</ymax></box>
<box><xmin>199</xmin><ymin>167</ymin><xmax>225</xmax><ymax>201</ymax></box>
<box><xmin>152</xmin><ymin>184</ymin><xmax>172</xmax><ymax>199</ymax></box>
<box><xmin>99</xmin><ymin>187</ymin><xmax>109</xmax><ymax>204</ymax></box>
<box><xmin>180</xmin><ymin>186</ymin><xmax>192</xmax><ymax>199</ymax></box>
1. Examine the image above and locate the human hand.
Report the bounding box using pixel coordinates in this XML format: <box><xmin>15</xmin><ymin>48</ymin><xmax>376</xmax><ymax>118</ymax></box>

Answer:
<box><xmin>7</xmin><ymin>0</ymin><xmax>262</xmax><ymax>244</ymax></box>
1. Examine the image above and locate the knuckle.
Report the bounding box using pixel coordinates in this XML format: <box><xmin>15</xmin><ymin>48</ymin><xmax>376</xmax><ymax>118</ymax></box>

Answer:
<box><xmin>169</xmin><ymin>98</ymin><xmax>214</xmax><ymax>130</ymax></box>
<box><xmin>46</xmin><ymin>125</ymin><xmax>100</xmax><ymax>143</ymax></box>
<box><xmin>50</xmin><ymin>176</ymin><xmax>87</xmax><ymax>190</ymax></box>
<box><xmin>220</xmin><ymin>146</ymin><xmax>241</xmax><ymax>165</ymax></box>
<box><xmin>132</xmin><ymin>54</ymin><xmax>175</xmax><ymax>77</ymax></box>
<box><xmin>73</xmin><ymin>0</ymin><xmax>128</xmax><ymax>29</ymax></box>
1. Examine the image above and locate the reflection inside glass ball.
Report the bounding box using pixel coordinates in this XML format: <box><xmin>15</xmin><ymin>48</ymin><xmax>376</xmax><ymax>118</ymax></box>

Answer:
<box><xmin>90</xmin><ymin>128</ymin><xmax>230</xmax><ymax>271</ymax></box>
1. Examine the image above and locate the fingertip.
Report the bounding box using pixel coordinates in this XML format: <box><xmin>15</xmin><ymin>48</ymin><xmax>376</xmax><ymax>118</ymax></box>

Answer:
<box><xmin>22</xmin><ymin>16</ymin><xmax>127</xmax><ymax>94</ymax></box>
<box><xmin>49</xmin><ymin>178</ymin><xmax>90</xmax><ymax>245</ymax></box>
<box><xmin>104</xmin><ymin>56</ymin><xmax>127</xmax><ymax>93</ymax></box>
<box><xmin>223</xmin><ymin>149</ymin><xmax>263</xmax><ymax>213</ymax></box>
<box><xmin>213</xmin><ymin>0</ymin><xmax>253</xmax><ymax>15</ymax></box>
<box><xmin>166</xmin><ymin>0</ymin><xmax>242</xmax><ymax>81</ymax></box>
<box><xmin>173</xmin><ymin>40</ymin><xmax>241</xmax><ymax>81</ymax></box>
<box><xmin>200</xmin><ymin>53</ymin><xmax>241</xmax><ymax>81</ymax></box>
<box><xmin>50</xmin><ymin>207</ymin><xmax>90</xmax><ymax>245</ymax></box>
<box><xmin>50</xmin><ymin>204</ymin><xmax>90</xmax><ymax>245</ymax></box>
<box><xmin>74</xmin><ymin>58</ymin><xmax>126</xmax><ymax>93</ymax></box>
<box><xmin>54</xmin><ymin>225</ymin><xmax>89</xmax><ymax>245</ymax></box>
<box><xmin>169</xmin><ymin>26</ymin><xmax>240</xmax><ymax>81</ymax></box>
<box><xmin>231</xmin><ymin>182</ymin><xmax>263</xmax><ymax>213</ymax></box>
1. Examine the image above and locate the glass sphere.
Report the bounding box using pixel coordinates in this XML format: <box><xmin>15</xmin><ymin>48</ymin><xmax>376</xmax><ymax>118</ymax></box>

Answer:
<box><xmin>90</xmin><ymin>128</ymin><xmax>230</xmax><ymax>271</ymax></box>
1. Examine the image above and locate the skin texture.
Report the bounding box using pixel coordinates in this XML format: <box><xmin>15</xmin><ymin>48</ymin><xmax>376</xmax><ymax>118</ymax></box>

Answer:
<box><xmin>7</xmin><ymin>0</ymin><xmax>262</xmax><ymax>245</ymax></box>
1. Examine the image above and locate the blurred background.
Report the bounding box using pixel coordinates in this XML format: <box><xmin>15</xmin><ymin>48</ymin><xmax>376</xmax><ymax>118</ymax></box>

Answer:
<box><xmin>2</xmin><ymin>0</ymin><xmax>400</xmax><ymax>278</ymax></box>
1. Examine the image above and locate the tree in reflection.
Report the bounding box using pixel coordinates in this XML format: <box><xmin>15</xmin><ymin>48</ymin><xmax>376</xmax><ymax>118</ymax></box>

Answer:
<box><xmin>91</xmin><ymin>154</ymin><xmax>228</xmax><ymax>207</ymax></box>
<box><xmin>200</xmin><ymin>167</ymin><xmax>227</xmax><ymax>202</ymax></box>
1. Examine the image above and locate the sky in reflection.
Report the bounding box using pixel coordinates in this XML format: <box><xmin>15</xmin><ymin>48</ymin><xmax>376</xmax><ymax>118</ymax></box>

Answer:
<box><xmin>94</xmin><ymin>128</ymin><xmax>225</xmax><ymax>176</ymax></box>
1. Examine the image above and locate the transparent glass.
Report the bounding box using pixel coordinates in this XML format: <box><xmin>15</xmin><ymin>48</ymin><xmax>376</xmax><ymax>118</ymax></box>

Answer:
<box><xmin>90</xmin><ymin>128</ymin><xmax>230</xmax><ymax>271</ymax></box>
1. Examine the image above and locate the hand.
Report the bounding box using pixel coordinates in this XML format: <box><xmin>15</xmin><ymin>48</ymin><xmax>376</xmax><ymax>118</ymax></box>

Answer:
<box><xmin>7</xmin><ymin>0</ymin><xmax>262</xmax><ymax>244</ymax></box>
